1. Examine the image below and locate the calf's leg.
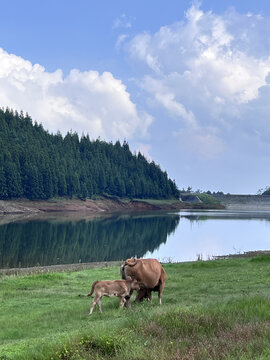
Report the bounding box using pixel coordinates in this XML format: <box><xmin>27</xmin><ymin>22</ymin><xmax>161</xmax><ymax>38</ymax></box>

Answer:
<box><xmin>97</xmin><ymin>297</ymin><xmax>102</xmax><ymax>313</ymax></box>
<box><xmin>124</xmin><ymin>289</ymin><xmax>134</xmax><ymax>308</ymax></box>
<box><xmin>124</xmin><ymin>295</ymin><xmax>131</xmax><ymax>308</ymax></box>
<box><xmin>119</xmin><ymin>296</ymin><xmax>126</xmax><ymax>308</ymax></box>
<box><xmin>89</xmin><ymin>294</ymin><xmax>102</xmax><ymax>315</ymax></box>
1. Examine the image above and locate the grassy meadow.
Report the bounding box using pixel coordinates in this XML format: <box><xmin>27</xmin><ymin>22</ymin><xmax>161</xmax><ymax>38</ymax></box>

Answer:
<box><xmin>1</xmin><ymin>257</ymin><xmax>270</xmax><ymax>359</ymax></box>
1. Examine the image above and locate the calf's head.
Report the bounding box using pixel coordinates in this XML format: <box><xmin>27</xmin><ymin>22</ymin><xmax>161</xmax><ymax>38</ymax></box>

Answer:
<box><xmin>131</xmin><ymin>279</ymin><xmax>140</xmax><ymax>291</ymax></box>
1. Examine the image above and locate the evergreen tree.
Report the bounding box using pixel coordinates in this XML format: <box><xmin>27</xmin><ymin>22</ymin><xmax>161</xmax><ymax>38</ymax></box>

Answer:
<box><xmin>0</xmin><ymin>167</ymin><xmax>7</xmax><ymax>199</ymax></box>
<box><xmin>0</xmin><ymin>108</ymin><xmax>180</xmax><ymax>200</ymax></box>
<box><xmin>5</xmin><ymin>161</ymin><xmax>23</xmax><ymax>198</ymax></box>
<box><xmin>126</xmin><ymin>180</ymin><xmax>135</xmax><ymax>199</ymax></box>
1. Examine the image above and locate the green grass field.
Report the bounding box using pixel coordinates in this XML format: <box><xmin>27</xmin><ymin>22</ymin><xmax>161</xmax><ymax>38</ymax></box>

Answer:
<box><xmin>1</xmin><ymin>257</ymin><xmax>270</xmax><ymax>359</ymax></box>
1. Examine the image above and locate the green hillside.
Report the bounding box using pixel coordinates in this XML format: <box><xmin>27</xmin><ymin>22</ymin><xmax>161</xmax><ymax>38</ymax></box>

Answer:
<box><xmin>0</xmin><ymin>108</ymin><xmax>179</xmax><ymax>200</ymax></box>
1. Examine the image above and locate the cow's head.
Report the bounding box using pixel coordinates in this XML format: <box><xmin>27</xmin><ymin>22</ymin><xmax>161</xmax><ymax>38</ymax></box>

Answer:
<box><xmin>121</xmin><ymin>257</ymin><xmax>138</xmax><ymax>279</ymax></box>
<box><xmin>125</xmin><ymin>257</ymin><xmax>138</xmax><ymax>266</ymax></box>
<box><xmin>120</xmin><ymin>263</ymin><xmax>132</xmax><ymax>280</ymax></box>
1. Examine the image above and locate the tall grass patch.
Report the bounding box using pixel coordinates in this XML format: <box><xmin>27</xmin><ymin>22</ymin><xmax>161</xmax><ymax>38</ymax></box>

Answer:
<box><xmin>139</xmin><ymin>303</ymin><xmax>270</xmax><ymax>360</ymax></box>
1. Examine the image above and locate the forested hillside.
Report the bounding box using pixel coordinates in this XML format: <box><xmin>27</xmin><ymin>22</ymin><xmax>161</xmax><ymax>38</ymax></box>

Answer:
<box><xmin>0</xmin><ymin>108</ymin><xmax>179</xmax><ymax>200</ymax></box>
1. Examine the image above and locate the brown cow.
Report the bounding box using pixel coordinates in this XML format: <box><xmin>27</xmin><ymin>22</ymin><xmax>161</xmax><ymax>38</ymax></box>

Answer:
<box><xmin>121</xmin><ymin>258</ymin><xmax>166</xmax><ymax>305</ymax></box>
<box><xmin>87</xmin><ymin>279</ymin><xmax>140</xmax><ymax>315</ymax></box>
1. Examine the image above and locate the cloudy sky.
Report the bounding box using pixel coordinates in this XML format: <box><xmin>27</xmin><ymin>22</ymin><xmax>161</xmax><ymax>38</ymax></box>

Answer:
<box><xmin>1</xmin><ymin>0</ymin><xmax>270</xmax><ymax>194</ymax></box>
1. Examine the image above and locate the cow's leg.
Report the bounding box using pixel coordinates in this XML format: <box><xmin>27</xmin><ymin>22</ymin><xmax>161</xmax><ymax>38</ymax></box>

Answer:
<box><xmin>89</xmin><ymin>294</ymin><xmax>100</xmax><ymax>315</ymax></box>
<box><xmin>135</xmin><ymin>288</ymin><xmax>146</xmax><ymax>302</ymax></box>
<box><xmin>158</xmin><ymin>282</ymin><xmax>165</xmax><ymax>305</ymax></box>
<box><xmin>147</xmin><ymin>290</ymin><xmax>152</xmax><ymax>303</ymax></box>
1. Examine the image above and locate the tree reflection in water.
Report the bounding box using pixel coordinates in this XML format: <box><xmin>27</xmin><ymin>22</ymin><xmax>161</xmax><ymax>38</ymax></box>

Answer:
<box><xmin>0</xmin><ymin>213</ymin><xmax>180</xmax><ymax>269</ymax></box>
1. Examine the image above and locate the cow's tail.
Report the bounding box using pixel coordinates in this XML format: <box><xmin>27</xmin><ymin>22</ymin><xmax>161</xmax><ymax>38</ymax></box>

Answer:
<box><xmin>161</xmin><ymin>267</ymin><xmax>167</xmax><ymax>282</ymax></box>
<box><xmin>87</xmin><ymin>281</ymin><xmax>99</xmax><ymax>297</ymax></box>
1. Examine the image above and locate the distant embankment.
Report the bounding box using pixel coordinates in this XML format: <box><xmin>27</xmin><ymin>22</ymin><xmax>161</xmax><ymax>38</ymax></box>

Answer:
<box><xmin>212</xmin><ymin>194</ymin><xmax>270</xmax><ymax>210</ymax></box>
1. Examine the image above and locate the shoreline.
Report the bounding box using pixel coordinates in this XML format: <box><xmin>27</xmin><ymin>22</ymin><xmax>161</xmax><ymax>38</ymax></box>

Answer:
<box><xmin>2</xmin><ymin>195</ymin><xmax>270</xmax><ymax>216</ymax></box>
<box><xmin>0</xmin><ymin>260</ymin><xmax>123</xmax><ymax>277</ymax></box>
<box><xmin>1</xmin><ymin>250</ymin><xmax>269</xmax><ymax>277</ymax></box>
<box><xmin>0</xmin><ymin>197</ymin><xmax>223</xmax><ymax>216</ymax></box>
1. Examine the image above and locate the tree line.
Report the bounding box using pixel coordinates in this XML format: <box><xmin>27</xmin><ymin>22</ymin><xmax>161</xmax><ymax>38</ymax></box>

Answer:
<box><xmin>0</xmin><ymin>108</ymin><xmax>180</xmax><ymax>200</ymax></box>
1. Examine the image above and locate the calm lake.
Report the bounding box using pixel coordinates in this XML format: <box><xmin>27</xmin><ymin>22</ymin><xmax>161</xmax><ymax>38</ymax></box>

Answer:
<box><xmin>0</xmin><ymin>210</ymin><xmax>270</xmax><ymax>269</ymax></box>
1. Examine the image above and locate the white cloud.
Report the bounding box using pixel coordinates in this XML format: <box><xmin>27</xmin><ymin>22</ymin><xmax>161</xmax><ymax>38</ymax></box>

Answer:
<box><xmin>113</xmin><ymin>14</ymin><xmax>133</xmax><ymax>30</ymax></box>
<box><xmin>0</xmin><ymin>48</ymin><xmax>152</xmax><ymax>141</ymax></box>
<box><xmin>127</xmin><ymin>3</ymin><xmax>270</xmax><ymax>159</ymax></box>
<box><xmin>142</xmin><ymin>75</ymin><xmax>197</xmax><ymax>128</ymax></box>
<box><xmin>129</xmin><ymin>33</ymin><xmax>162</xmax><ymax>73</ymax></box>
<box><xmin>173</xmin><ymin>128</ymin><xmax>225</xmax><ymax>160</ymax></box>
<box><xmin>115</xmin><ymin>34</ymin><xmax>129</xmax><ymax>50</ymax></box>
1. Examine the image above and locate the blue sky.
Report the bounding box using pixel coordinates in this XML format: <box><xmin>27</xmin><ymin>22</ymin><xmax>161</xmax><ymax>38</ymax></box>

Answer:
<box><xmin>1</xmin><ymin>0</ymin><xmax>270</xmax><ymax>194</ymax></box>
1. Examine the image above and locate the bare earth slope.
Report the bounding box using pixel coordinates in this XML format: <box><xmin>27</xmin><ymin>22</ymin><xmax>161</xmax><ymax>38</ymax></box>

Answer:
<box><xmin>0</xmin><ymin>198</ymin><xmax>187</xmax><ymax>215</ymax></box>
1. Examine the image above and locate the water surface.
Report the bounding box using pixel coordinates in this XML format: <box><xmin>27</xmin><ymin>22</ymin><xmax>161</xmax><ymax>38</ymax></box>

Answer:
<box><xmin>0</xmin><ymin>210</ymin><xmax>269</xmax><ymax>269</ymax></box>
<box><xmin>145</xmin><ymin>210</ymin><xmax>270</xmax><ymax>262</ymax></box>
<box><xmin>0</xmin><ymin>212</ymin><xmax>179</xmax><ymax>269</ymax></box>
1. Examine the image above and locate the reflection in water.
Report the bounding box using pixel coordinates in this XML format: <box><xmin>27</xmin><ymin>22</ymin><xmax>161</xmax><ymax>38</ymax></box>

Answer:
<box><xmin>0</xmin><ymin>213</ymin><xmax>180</xmax><ymax>269</ymax></box>
<box><xmin>180</xmin><ymin>210</ymin><xmax>270</xmax><ymax>222</ymax></box>
<box><xmin>146</xmin><ymin>210</ymin><xmax>270</xmax><ymax>262</ymax></box>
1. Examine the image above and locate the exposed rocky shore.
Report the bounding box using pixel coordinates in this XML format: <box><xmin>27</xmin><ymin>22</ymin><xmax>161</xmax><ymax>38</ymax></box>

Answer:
<box><xmin>0</xmin><ymin>197</ymin><xmax>223</xmax><ymax>216</ymax></box>
<box><xmin>2</xmin><ymin>194</ymin><xmax>270</xmax><ymax>218</ymax></box>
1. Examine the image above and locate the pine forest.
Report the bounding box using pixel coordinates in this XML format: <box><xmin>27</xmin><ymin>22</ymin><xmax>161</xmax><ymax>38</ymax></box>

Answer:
<box><xmin>0</xmin><ymin>108</ymin><xmax>180</xmax><ymax>200</ymax></box>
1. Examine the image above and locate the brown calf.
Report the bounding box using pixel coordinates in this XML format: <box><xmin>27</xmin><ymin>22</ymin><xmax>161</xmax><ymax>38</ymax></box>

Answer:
<box><xmin>87</xmin><ymin>279</ymin><xmax>140</xmax><ymax>315</ymax></box>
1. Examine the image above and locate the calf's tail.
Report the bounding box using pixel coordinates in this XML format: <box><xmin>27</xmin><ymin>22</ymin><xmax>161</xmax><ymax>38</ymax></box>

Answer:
<box><xmin>87</xmin><ymin>281</ymin><xmax>99</xmax><ymax>297</ymax></box>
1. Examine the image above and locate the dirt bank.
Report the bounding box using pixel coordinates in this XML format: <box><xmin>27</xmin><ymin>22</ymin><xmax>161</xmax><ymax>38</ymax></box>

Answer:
<box><xmin>0</xmin><ymin>197</ymin><xmax>221</xmax><ymax>216</ymax></box>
